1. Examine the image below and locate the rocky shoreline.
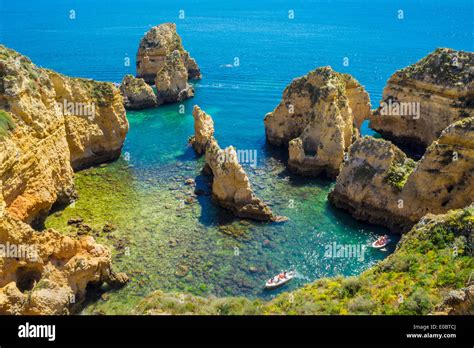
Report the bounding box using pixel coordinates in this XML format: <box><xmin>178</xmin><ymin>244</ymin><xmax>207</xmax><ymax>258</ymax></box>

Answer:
<box><xmin>1</xmin><ymin>38</ymin><xmax>472</xmax><ymax>315</ymax></box>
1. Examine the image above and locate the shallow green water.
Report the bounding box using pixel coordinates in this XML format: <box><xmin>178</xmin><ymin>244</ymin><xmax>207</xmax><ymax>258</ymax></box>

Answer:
<box><xmin>45</xmin><ymin>107</ymin><xmax>396</xmax><ymax>315</ymax></box>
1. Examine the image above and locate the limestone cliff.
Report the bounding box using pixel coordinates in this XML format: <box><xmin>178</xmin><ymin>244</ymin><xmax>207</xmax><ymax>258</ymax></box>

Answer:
<box><xmin>0</xmin><ymin>211</ymin><xmax>128</xmax><ymax>315</ymax></box>
<box><xmin>120</xmin><ymin>75</ymin><xmax>157</xmax><ymax>110</ymax></box>
<box><xmin>204</xmin><ymin>138</ymin><xmax>285</xmax><ymax>222</ymax></box>
<box><xmin>0</xmin><ymin>45</ymin><xmax>128</xmax><ymax>224</ymax></box>
<box><xmin>189</xmin><ymin>105</ymin><xmax>214</xmax><ymax>155</ymax></box>
<box><xmin>329</xmin><ymin>117</ymin><xmax>474</xmax><ymax>233</ymax></box>
<box><xmin>136</xmin><ymin>23</ymin><xmax>200</xmax><ymax>104</ymax></box>
<box><xmin>264</xmin><ymin>67</ymin><xmax>371</xmax><ymax>177</ymax></box>
<box><xmin>0</xmin><ymin>45</ymin><xmax>129</xmax><ymax>314</ymax></box>
<box><xmin>370</xmin><ymin>48</ymin><xmax>474</xmax><ymax>152</ymax></box>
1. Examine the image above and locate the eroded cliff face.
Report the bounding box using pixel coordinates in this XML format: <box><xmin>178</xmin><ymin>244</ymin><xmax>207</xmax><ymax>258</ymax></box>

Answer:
<box><xmin>204</xmin><ymin>138</ymin><xmax>284</xmax><ymax>222</ymax></box>
<box><xmin>0</xmin><ymin>211</ymin><xmax>128</xmax><ymax>315</ymax></box>
<box><xmin>120</xmin><ymin>75</ymin><xmax>157</xmax><ymax>110</ymax></box>
<box><xmin>0</xmin><ymin>45</ymin><xmax>128</xmax><ymax>314</ymax></box>
<box><xmin>136</xmin><ymin>23</ymin><xmax>200</xmax><ymax>104</ymax></box>
<box><xmin>264</xmin><ymin>67</ymin><xmax>371</xmax><ymax>177</ymax></box>
<box><xmin>0</xmin><ymin>45</ymin><xmax>128</xmax><ymax>224</ymax></box>
<box><xmin>190</xmin><ymin>105</ymin><xmax>214</xmax><ymax>155</ymax></box>
<box><xmin>329</xmin><ymin>117</ymin><xmax>474</xmax><ymax>233</ymax></box>
<box><xmin>370</xmin><ymin>48</ymin><xmax>474</xmax><ymax>152</ymax></box>
<box><xmin>48</xmin><ymin>71</ymin><xmax>129</xmax><ymax>171</ymax></box>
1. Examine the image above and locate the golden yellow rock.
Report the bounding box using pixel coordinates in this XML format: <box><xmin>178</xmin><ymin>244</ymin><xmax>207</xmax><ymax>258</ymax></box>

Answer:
<box><xmin>119</xmin><ymin>75</ymin><xmax>157</xmax><ymax>110</ymax></box>
<box><xmin>190</xmin><ymin>105</ymin><xmax>215</xmax><ymax>155</ymax></box>
<box><xmin>330</xmin><ymin>117</ymin><xmax>474</xmax><ymax>233</ymax></box>
<box><xmin>136</xmin><ymin>23</ymin><xmax>201</xmax><ymax>104</ymax></box>
<box><xmin>370</xmin><ymin>48</ymin><xmax>474</xmax><ymax>151</ymax></box>
<box><xmin>0</xmin><ymin>212</ymin><xmax>128</xmax><ymax>315</ymax></box>
<box><xmin>154</xmin><ymin>50</ymin><xmax>194</xmax><ymax>105</ymax></box>
<box><xmin>0</xmin><ymin>45</ymin><xmax>129</xmax><ymax>315</ymax></box>
<box><xmin>204</xmin><ymin>138</ymin><xmax>285</xmax><ymax>222</ymax></box>
<box><xmin>0</xmin><ymin>45</ymin><xmax>128</xmax><ymax>224</ymax></box>
<box><xmin>265</xmin><ymin>67</ymin><xmax>371</xmax><ymax>177</ymax></box>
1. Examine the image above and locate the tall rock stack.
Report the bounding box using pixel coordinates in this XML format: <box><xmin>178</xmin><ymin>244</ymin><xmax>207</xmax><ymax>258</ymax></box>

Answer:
<box><xmin>204</xmin><ymin>138</ymin><xmax>285</xmax><ymax>222</ymax></box>
<box><xmin>190</xmin><ymin>105</ymin><xmax>214</xmax><ymax>155</ymax></box>
<box><xmin>136</xmin><ymin>23</ymin><xmax>201</xmax><ymax>105</ymax></box>
<box><xmin>264</xmin><ymin>67</ymin><xmax>371</xmax><ymax>178</ymax></box>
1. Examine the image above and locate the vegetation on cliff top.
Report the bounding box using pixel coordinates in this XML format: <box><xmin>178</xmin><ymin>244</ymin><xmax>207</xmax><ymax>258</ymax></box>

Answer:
<box><xmin>135</xmin><ymin>206</ymin><xmax>473</xmax><ymax>315</ymax></box>
<box><xmin>398</xmin><ymin>48</ymin><xmax>473</xmax><ymax>87</ymax></box>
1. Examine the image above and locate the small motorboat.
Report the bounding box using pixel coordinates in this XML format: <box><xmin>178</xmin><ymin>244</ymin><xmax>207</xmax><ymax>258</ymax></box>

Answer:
<box><xmin>372</xmin><ymin>235</ymin><xmax>391</xmax><ymax>249</ymax></box>
<box><xmin>265</xmin><ymin>271</ymin><xmax>295</xmax><ymax>289</ymax></box>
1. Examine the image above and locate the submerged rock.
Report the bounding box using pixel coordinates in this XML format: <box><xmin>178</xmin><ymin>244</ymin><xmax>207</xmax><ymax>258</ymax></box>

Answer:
<box><xmin>329</xmin><ymin>117</ymin><xmax>474</xmax><ymax>233</ymax></box>
<box><xmin>204</xmin><ymin>138</ymin><xmax>286</xmax><ymax>222</ymax></box>
<box><xmin>370</xmin><ymin>48</ymin><xmax>474</xmax><ymax>151</ymax></box>
<box><xmin>119</xmin><ymin>75</ymin><xmax>157</xmax><ymax>110</ymax></box>
<box><xmin>264</xmin><ymin>67</ymin><xmax>371</xmax><ymax>178</ymax></box>
<box><xmin>0</xmin><ymin>45</ymin><xmax>128</xmax><ymax>224</ymax></box>
<box><xmin>136</xmin><ymin>23</ymin><xmax>200</xmax><ymax>104</ymax></box>
<box><xmin>189</xmin><ymin>105</ymin><xmax>215</xmax><ymax>155</ymax></box>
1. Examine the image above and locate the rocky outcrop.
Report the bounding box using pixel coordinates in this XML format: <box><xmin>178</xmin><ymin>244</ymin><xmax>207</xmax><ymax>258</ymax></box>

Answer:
<box><xmin>370</xmin><ymin>48</ymin><xmax>474</xmax><ymax>152</ymax></box>
<box><xmin>154</xmin><ymin>50</ymin><xmax>194</xmax><ymax>104</ymax></box>
<box><xmin>189</xmin><ymin>105</ymin><xmax>214</xmax><ymax>155</ymax></box>
<box><xmin>136</xmin><ymin>23</ymin><xmax>200</xmax><ymax>104</ymax></box>
<box><xmin>264</xmin><ymin>67</ymin><xmax>371</xmax><ymax>177</ymax></box>
<box><xmin>0</xmin><ymin>45</ymin><xmax>128</xmax><ymax>225</ymax></box>
<box><xmin>432</xmin><ymin>286</ymin><xmax>474</xmax><ymax>315</ymax></box>
<box><xmin>204</xmin><ymin>138</ymin><xmax>285</xmax><ymax>222</ymax></box>
<box><xmin>0</xmin><ymin>211</ymin><xmax>128</xmax><ymax>315</ymax></box>
<box><xmin>119</xmin><ymin>75</ymin><xmax>157</xmax><ymax>110</ymax></box>
<box><xmin>329</xmin><ymin>117</ymin><xmax>474</xmax><ymax>233</ymax></box>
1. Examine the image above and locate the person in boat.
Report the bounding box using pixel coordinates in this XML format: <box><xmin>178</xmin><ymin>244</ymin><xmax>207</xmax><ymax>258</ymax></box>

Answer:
<box><xmin>376</xmin><ymin>235</ymin><xmax>388</xmax><ymax>246</ymax></box>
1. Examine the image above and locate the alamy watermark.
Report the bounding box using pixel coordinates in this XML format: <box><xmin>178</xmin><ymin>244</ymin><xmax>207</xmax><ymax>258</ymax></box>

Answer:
<box><xmin>0</xmin><ymin>242</ymin><xmax>39</xmax><ymax>262</ymax></box>
<box><xmin>380</xmin><ymin>99</ymin><xmax>420</xmax><ymax>120</ymax></box>
<box><xmin>217</xmin><ymin>148</ymin><xmax>258</xmax><ymax>168</ymax></box>
<box><xmin>56</xmin><ymin>99</ymin><xmax>96</xmax><ymax>121</ymax></box>
<box><xmin>324</xmin><ymin>242</ymin><xmax>366</xmax><ymax>262</ymax></box>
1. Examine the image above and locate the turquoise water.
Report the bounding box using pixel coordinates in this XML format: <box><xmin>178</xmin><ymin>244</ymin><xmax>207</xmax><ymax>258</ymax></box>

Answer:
<box><xmin>1</xmin><ymin>0</ymin><xmax>472</xmax><ymax>313</ymax></box>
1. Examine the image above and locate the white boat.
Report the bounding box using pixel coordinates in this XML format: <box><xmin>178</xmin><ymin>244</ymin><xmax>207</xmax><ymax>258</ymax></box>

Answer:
<box><xmin>265</xmin><ymin>271</ymin><xmax>295</xmax><ymax>289</ymax></box>
<box><xmin>371</xmin><ymin>236</ymin><xmax>391</xmax><ymax>249</ymax></box>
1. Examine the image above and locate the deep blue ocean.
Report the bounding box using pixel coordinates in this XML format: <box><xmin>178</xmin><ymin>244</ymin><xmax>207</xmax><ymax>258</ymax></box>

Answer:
<box><xmin>1</xmin><ymin>1</ymin><xmax>472</xmax><ymax>313</ymax></box>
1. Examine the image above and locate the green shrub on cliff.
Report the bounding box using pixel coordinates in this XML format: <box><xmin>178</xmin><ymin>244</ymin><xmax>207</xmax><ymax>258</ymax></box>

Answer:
<box><xmin>385</xmin><ymin>158</ymin><xmax>416</xmax><ymax>191</ymax></box>
<box><xmin>0</xmin><ymin>110</ymin><xmax>15</xmax><ymax>139</ymax></box>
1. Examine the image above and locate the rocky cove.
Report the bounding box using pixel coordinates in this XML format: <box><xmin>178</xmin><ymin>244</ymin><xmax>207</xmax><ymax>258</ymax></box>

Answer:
<box><xmin>1</xmin><ymin>20</ymin><xmax>473</xmax><ymax>315</ymax></box>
